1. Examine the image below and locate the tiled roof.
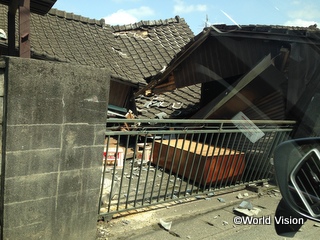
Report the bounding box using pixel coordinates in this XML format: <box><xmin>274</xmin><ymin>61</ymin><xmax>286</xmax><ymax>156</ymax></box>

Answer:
<box><xmin>110</xmin><ymin>16</ymin><xmax>193</xmax><ymax>80</ymax></box>
<box><xmin>0</xmin><ymin>4</ymin><xmax>201</xmax><ymax>119</ymax></box>
<box><xmin>0</xmin><ymin>5</ymin><xmax>194</xmax><ymax>85</ymax></box>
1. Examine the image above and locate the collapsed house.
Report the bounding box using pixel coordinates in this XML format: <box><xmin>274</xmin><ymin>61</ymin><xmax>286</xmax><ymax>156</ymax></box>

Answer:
<box><xmin>98</xmin><ymin>23</ymin><xmax>320</xmax><ymax>218</ymax></box>
<box><xmin>139</xmin><ymin>24</ymin><xmax>320</xmax><ymax>137</ymax></box>
<box><xmin>1</xmin><ymin>4</ymin><xmax>319</xmax><ymax>130</ymax></box>
<box><xmin>1</xmin><ymin>2</ymin><xmax>320</xmax><ymax>231</ymax></box>
<box><xmin>0</xmin><ymin>4</ymin><xmax>201</xmax><ymax>120</ymax></box>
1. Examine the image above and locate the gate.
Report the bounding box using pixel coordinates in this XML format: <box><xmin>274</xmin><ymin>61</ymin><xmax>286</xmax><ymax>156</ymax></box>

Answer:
<box><xmin>99</xmin><ymin>119</ymin><xmax>296</xmax><ymax>217</ymax></box>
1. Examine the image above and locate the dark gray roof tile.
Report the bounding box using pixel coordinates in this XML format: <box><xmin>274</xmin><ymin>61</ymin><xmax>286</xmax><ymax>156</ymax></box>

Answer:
<box><xmin>135</xmin><ymin>84</ymin><xmax>201</xmax><ymax>119</ymax></box>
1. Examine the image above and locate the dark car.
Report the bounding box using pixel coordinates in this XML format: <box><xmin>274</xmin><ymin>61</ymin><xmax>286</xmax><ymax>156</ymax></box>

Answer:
<box><xmin>274</xmin><ymin>138</ymin><xmax>320</xmax><ymax>236</ymax></box>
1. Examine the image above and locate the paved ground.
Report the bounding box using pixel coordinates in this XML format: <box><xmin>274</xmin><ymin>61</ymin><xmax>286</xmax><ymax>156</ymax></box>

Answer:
<box><xmin>96</xmin><ymin>185</ymin><xmax>320</xmax><ymax>240</ymax></box>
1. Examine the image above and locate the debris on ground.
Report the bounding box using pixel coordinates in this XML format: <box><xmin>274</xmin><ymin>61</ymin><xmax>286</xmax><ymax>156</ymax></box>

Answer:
<box><xmin>122</xmin><ymin>220</ymin><xmax>130</xmax><ymax>225</ymax></box>
<box><xmin>168</xmin><ymin>231</ymin><xmax>181</xmax><ymax>237</ymax></box>
<box><xmin>159</xmin><ymin>219</ymin><xmax>181</xmax><ymax>238</ymax></box>
<box><xmin>239</xmin><ymin>200</ymin><xmax>253</xmax><ymax>210</ymax></box>
<box><xmin>246</xmin><ymin>183</ymin><xmax>263</xmax><ymax>193</ymax></box>
<box><xmin>159</xmin><ymin>218</ymin><xmax>172</xmax><ymax>231</ymax></box>
<box><xmin>217</xmin><ymin>197</ymin><xmax>226</xmax><ymax>203</ymax></box>
<box><xmin>233</xmin><ymin>200</ymin><xmax>261</xmax><ymax>216</ymax></box>
<box><xmin>204</xmin><ymin>220</ymin><xmax>215</xmax><ymax>226</ymax></box>
<box><xmin>267</xmin><ymin>189</ymin><xmax>281</xmax><ymax>197</ymax></box>
<box><xmin>237</xmin><ymin>193</ymin><xmax>244</xmax><ymax>199</ymax></box>
<box><xmin>195</xmin><ymin>195</ymin><xmax>205</xmax><ymax>199</ymax></box>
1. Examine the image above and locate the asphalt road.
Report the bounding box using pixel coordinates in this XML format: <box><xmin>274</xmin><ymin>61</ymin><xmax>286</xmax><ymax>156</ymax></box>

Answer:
<box><xmin>97</xmin><ymin>186</ymin><xmax>320</xmax><ymax>240</ymax></box>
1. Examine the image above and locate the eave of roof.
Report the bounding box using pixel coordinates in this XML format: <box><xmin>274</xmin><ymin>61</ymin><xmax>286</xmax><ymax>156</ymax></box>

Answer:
<box><xmin>210</xmin><ymin>24</ymin><xmax>320</xmax><ymax>44</ymax></box>
<box><xmin>48</xmin><ymin>8</ymin><xmax>106</xmax><ymax>27</ymax></box>
<box><xmin>0</xmin><ymin>0</ymin><xmax>56</xmax><ymax>15</ymax></box>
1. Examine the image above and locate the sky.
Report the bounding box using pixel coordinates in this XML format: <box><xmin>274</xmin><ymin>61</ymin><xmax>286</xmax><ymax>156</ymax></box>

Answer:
<box><xmin>52</xmin><ymin>0</ymin><xmax>320</xmax><ymax>34</ymax></box>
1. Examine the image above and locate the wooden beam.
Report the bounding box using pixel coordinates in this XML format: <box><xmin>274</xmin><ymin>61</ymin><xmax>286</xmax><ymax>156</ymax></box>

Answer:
<box><xmin>8</xmin><ymin>0</ymin><xmax>19</xmax><ymax>56</ymax></box>
<box><xmin>153</xmin><ymin>83</ymin><xmax>176</xmax><ymax>94</ymax></box>
<box><xmin>19</xmin><ymin>0</ymin><xmax>31</xmax><ymax>58</ymax></box>
<box><xmin>152</xmin><ymin>73</ymin><xmax>176</xmax><ymax>94</ymax></box>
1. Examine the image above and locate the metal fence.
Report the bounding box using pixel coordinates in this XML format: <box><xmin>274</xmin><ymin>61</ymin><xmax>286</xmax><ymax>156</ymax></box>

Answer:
<box><xmin>99</xmin><ymin>119</ymin><xmax>296</xmax><ymax>217</ymax></box>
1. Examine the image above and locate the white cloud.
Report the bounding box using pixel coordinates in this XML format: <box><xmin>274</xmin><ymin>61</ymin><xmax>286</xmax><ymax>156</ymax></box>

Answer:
<box><xmin>173</xmin><ymin>0</ymin><xmax>207</xmax><ymax>14</ymax></box>
<box><xmin>291</xmin><ymin>0</ymin><xmax>301</xmax><ymax>5</ymax></box>
<box><xmin>283</xmin><ymin>3</ymin><xmax>319</xmax><ymax>27</ymax></box>
<box><xmin>284</xmin><ymin>19</ymin><xmax>318</xmax><ymax>27</ymax></box>
<box><xmin>104</xmin><ymin>6</ymin><xmax>154</xmax><ymax>25</ymax></box>
<box><xmin>104</xmin><ymin>10</ymin><xmax>138</xmax><ymax>25</ymax></box>
<box><xmin>127</xmin><ymin>6</ymin><xmax>154</xmax><ymax>17</ymax></box>
<box><xmin>288</xmin><ymin>7</ymin><xmax>320</xmax><ymax>20</ymax></box>
<box><xmin>284</xmin><ymin>4</ymin><xmax>319</xmax><ymax>27</ymax></box>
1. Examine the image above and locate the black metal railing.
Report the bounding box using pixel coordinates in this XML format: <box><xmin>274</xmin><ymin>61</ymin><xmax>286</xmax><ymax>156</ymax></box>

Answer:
<box><xmin>99</xmin><ymin>119</ymin><xmax>296</xmax><ymax>217</ymax></box>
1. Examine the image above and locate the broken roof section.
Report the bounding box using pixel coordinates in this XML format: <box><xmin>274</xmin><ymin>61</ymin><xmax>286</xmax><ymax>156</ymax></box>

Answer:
<box><xmin>140</xmin><ymin>24</ymin><xmax>320</xmax><ymax>120</ymax></box>
<box><xmin>111</xmin><ymin>16</ymin><xmax>193</xmax><ymax>82</ymax></box>
<box><xmin>135</xmin><ymin>84</ymin><xmax>201</xmax><ymax>119</ymax></box>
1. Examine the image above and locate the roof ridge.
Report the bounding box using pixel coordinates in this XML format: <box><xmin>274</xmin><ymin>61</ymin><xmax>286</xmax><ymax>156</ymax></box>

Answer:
<box><xmin>48</xmin><ymin>8</ymin><xmax>107</xmax><ymax>27</ymax></box>
<box><xmin>112</xmin><ymin>15</ymin><xmax>185</xmax><ymax>32</ymax></box>
<box><xmin>213</xmin><ymin>24</ymin><xmax>320</xmax><ymax>32</ymax></box>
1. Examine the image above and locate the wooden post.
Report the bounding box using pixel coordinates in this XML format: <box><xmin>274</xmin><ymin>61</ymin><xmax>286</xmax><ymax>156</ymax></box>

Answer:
<box><xmin>8</xmin><ymin>0</ymin><xmax>18</xmax><ymax>56</ymax></box>
<box><xmin>19</xmin><ymin>0</ymin><xmax>31</xmax><ymax>58</ymax></box>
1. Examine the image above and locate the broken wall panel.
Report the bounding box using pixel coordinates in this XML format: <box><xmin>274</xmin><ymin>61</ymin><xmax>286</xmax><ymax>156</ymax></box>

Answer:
<box><xmin>173</xmin><ymin>37</ymin><xmax>283</xmax><ymax>89</ymax></box>
<box><xmin>207</xmin><ymin>64</ymin><xmax>288</xmax><ymax>120</ymax></box>
<box><xmin>109</xmin><ymin>80</ymin><xmax>134</xmax><ymax>111</ymax></box>
<box><xmin>243</xmin><ymin>91</ymin><xmax>286</xmax><ymax>120</ymax></box>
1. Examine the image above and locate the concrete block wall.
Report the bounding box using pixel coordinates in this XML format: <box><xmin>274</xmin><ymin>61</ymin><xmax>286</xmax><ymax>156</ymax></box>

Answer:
<box><xmin>0</xmin><ymin>57</ymin><xmax>110</xmax><ymax>240</ymax></box>
<box><xmin>0</xmin><ymin>58</ymin><xmax>4</xmax><ymax>168</ymax></box>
